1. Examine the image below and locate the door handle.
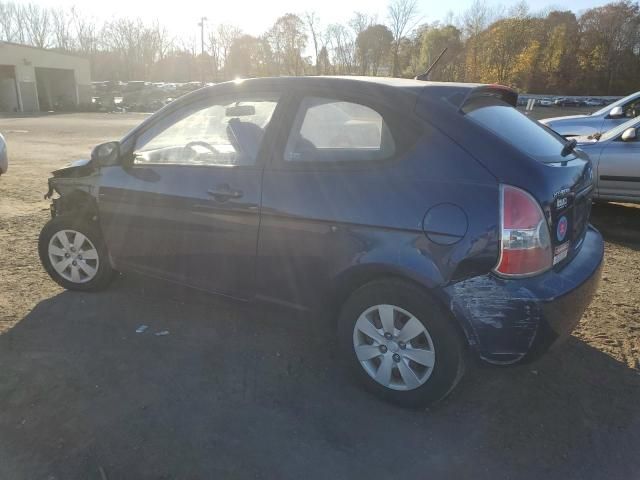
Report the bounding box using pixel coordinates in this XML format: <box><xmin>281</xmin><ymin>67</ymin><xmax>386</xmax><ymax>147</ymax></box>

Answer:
<box><xmin>207</xmin><ymin>185</ymin><xmax>243</xmax><ymax>201</ymax></box>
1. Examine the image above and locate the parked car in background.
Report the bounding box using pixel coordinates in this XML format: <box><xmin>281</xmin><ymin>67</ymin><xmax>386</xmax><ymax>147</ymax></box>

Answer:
<box><xmin>542</xmin><ymin>91</ymin><xmax>640</xmax><ymax>137</ymax></box>
<box><xmin>554</xmin><ymin>97</ymin><xmax>583</xmax><ymax>107</ymax></box>
<box><xmin>538</xmin><ymin>98</ymin><xmax>554</xmax><ymax>107</ymax></box>
<box><xmin>0</xmin><ymin>133</ymin><xmax>7</xmax><ymax>175</ymax></box>
<box><xmin>38</xmin><ymin>77</ymin><xmax>603</xmax><ymax>407</ymax></box>
<box><xmin>584</xmin><ymin>98</ymin><xmax>605</xmax><ymax>107</ymax></box>
<box><xmin>576</xmin><ymin>116</ymin><xmax>640</xmax><ymax>204</ymax></box>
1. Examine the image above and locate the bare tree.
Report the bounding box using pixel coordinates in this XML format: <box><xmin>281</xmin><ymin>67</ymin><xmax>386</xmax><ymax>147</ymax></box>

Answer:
<box><xmin>350</xmin><ymin>11</ymin><xmax>377</xmax><ymax>36</ymax></box>
<box><xmin>22</xmin><ymin>3</ymin><xmax>51</xmax><ymax>48</ymax></box>
<box><xmin>0</xmin><ymin>1</ymin><xmax>19</xmax><ymax>42</ymax></box>
<box><xmin>461</xmin><ymin>0</ymin><xmax>492</xmax><ymax>81</ymax></box>
<box><xmin>325</xmin><ymin>23</ymin><xmax>356</xmax><ymax>74</ymax></box>
<box><xmin>387</xmin><ymin>0</ymin><xmax>420</xmax><ymax>76</ymax></box>
<box><xmin>209</xmin><ymin>24</ymin><xmax>242</xmax><ymax>78</ymax></box>
<box><xmin>305</xmin><ymin>12</ymin><xmax>322</xmax><ymax>74</ymax></box>
<box><xmin>51</xmin><ymin>7</ymin><xmax>74</xmax><ymax>51</ymax></box>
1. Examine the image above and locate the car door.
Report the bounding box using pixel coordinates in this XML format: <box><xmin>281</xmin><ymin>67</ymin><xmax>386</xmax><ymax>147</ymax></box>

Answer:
<box><xmin>256</xmin><ymin>91</ymin><xmax>421</xmax><ymax>309</ymax></box>
<box><xmin>597</xmin><ymin>126</ymin><xmax>640</xmax><ymax>200</ymax></box>
<box><xmin>98</xmin><ymin>92</ymin><xmax>281</xmax><ymax>299</ymax></box>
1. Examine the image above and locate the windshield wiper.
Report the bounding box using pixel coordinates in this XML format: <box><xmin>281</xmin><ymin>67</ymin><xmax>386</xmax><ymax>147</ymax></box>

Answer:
<box><xmin>561</xmin><ymin>138</ymin><xmax>577</xmax><ymax>157</ymax></box>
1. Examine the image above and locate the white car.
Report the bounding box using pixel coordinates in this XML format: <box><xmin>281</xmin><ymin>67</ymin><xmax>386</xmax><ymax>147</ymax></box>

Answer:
<box><xmin>0</xmin><ymin>133</ymin><xmax>7</xmax><ymax>175</ymax></box>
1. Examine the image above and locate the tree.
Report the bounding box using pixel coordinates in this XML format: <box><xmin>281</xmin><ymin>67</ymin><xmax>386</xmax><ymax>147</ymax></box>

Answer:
<box><xmin>461</xmin><ymin>0</ymin><xmax>494</xmax><ymax>82</ymax></box>
<box><xmin>418</xmin><ymin>23</ymin><xmax>464</xmax><ymax>81</ymax></box>
<box><xmin>0</xmin><ymin>1</ymin><xmax>19</xmax><ymax>42</ymax></box>
<box><xmin>22</xmin><ymin>3</ymin><xmax>51</xmax><ymax>48</ymax></box>
<box><xmin>578</xmin><ymin>1</ymin><xmax>640</xmax><ymax>94</ymax></box>
<box><xmin>305</xmin><ymin>12</ymin><xmax>322</xmax><ymax>74</ymax></box>
<box><xmin>51</xmin><ymin>8</ymin><xmax>74</xmax><ymax>51</ymax></box>
<box><xmin>226</xmin><ymin>34</ymin><xmax>272</xmax><ymax>78</ymax></box>
<box><xmin>325</xmin><ymin>23</ymin><xmax>356</xmax><ymax>74</ymax></box>
<box><xmin>387</xmin><ymin>0</ymin><xmax>420</xmax><ymax>76</ymax></box>
<box><xmin>356</xmin><ymin>24</ymin><xmax>393</xmax><ymax>75</ymax></box>
<box><xmin>266</xmin><ymin>14</ymin><xmax>307</xmax><ymax>75</ymax></box>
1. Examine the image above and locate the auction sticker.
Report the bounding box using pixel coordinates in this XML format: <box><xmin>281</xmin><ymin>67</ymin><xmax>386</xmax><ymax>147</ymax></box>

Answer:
<box><xmin>553</xmin><ymin>242</ymin><xmax>570</xmax><ymax>265</ymax></box>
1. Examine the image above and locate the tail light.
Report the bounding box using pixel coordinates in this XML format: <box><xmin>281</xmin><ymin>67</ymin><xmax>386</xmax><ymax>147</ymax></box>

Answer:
<box><xmin>495</xmin><ymin>185</ymin><xmax>552</xmax><ymax>277</ymax></box>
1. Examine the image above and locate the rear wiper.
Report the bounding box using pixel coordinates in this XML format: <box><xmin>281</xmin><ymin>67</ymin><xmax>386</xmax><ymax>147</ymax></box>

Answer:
<box><xmin>561</xmin><ymin>138</ymin><xmax>577</xmax><ymax>157</ymax></box>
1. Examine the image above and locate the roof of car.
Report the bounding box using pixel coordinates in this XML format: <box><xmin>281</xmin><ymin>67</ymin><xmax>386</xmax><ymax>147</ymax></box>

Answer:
<box><xmin>207</xmin><ymin>76</ymin><xmax>486</xmax><ymax>99</ymax></box>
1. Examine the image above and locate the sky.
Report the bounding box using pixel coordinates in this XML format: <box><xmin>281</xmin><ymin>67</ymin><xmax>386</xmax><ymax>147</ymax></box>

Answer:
<box><xmin>29</xmin><ymin>0</ymin><xmax>614</xmax><ymax>40</ymax></box>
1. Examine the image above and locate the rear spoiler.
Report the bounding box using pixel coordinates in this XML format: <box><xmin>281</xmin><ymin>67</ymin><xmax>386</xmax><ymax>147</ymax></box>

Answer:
<box><xmin>460</xmin><ymin>84</ymin><xmax>518</xmax><ymax>111</ymax></box>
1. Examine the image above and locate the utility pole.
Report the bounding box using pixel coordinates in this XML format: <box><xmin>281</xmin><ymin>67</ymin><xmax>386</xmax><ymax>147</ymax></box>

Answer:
<box><xmin>198</xmin><ymin>17</ymin><xmax>207</xmax><ymax>84</ymax></box>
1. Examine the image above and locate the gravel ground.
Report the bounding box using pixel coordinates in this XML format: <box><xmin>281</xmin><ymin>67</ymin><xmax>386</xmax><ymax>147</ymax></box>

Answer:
<box><xmin>0</xmin><ymin>112</ymin><xmax>638</xmax><ymax>479</ymax></box>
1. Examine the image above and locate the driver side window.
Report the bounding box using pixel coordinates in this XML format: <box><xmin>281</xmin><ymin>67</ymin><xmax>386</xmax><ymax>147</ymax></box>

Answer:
<box><xmin>134</xmin><ymin>94</ymin><xmax>279</xmax><ymax>166</ymax></box>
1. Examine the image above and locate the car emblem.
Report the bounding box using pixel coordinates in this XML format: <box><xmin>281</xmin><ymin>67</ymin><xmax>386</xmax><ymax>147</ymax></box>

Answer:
<box><xmin>557</xmin><ymin>216</ymin><xmax>568</xmax><ymax>242</ymax></box>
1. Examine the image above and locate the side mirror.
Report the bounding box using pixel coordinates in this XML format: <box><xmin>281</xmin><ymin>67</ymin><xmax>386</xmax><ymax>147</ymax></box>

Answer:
<box><xmin>609</xmin><ymin>106</ymin><xmax>624</xmax><ymax>119</ymax></box>
<box><xmin>91</xmin><ymin>141</ymin><xmax>120</xmax><ymax>166</ymax></box>
<box><xmin>621</xmin><ymin>127</ymin><xmax>637</xmax><ymax>142</ymax></box>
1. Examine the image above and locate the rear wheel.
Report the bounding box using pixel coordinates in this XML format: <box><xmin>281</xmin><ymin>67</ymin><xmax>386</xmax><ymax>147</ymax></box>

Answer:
<box><xmin>39</xmin><ymin>216</ymin><xmax>115</xmax><ymax>291</ymax></box>
<box><xmin>338</xmin><ymin>279</ymin><xmax>465</xmax><ymax>408</ymax></box>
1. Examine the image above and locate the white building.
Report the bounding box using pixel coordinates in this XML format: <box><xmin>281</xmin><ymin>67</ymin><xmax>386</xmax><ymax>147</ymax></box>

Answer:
<box><xmin>0</xmin><ymin>42</ymin><xmax>91</xmax><ymax>113</ymax></box>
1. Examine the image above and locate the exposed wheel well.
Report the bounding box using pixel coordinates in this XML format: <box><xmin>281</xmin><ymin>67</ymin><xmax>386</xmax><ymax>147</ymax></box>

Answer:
<box><xmin>54</xmin><ymin>189</ymin><xmax>99</xmax><ymax>222</ymax></box>
<box><xmin>325</xmin><ymin>268</ymin><xmax>473</xmax><ymax>349</ymax></box>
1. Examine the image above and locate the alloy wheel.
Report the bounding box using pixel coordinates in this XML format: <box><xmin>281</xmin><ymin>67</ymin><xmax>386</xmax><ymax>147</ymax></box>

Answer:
<box><xmin>48</xmin><ymin>229</ymin><xmax>100</xmax><ymax>284</ymax></box>
<box><xmin>353</xmin><ymin>304</ymin><xmax>436</xmax><ymax>391</ymax></box>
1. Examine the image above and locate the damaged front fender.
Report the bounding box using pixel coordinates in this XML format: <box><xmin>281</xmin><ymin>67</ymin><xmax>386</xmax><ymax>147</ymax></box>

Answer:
<box><xmin>44</xmin><ymin>158</ymin><xmax>101</xmax><ymax>220</ymax></box>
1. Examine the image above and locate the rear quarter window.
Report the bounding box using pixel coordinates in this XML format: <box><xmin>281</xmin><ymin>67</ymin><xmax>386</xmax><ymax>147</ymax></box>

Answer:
<box><xmin>284</xmin><ymin>96</ymin><xmax>396</xmax><ymax>163</ymax></box>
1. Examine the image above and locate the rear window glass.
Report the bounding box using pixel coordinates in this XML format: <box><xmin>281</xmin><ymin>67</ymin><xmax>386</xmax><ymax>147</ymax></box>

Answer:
<box><xmin>464</xmin><ymin>98</ymin><xmax>568</xmax><ymax>161</ymax></box>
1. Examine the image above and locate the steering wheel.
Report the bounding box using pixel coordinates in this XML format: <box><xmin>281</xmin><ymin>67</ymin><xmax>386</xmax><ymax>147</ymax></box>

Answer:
<box><xmin>184</xmin><ymin>140</ymin><xmax>218</xmax><ymax>155</ymax></box>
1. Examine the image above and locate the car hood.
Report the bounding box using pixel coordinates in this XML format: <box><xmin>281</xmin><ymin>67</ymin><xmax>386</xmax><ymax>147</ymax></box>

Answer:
<box><xmin>51</xmin><ymin>158</ymin><xmax>93</xmax><ymax>178</ymax></box>
<box><xmin>540</xmin><ymin>114</ymin><xmax>590</xmax><ymax>125</ymax></box>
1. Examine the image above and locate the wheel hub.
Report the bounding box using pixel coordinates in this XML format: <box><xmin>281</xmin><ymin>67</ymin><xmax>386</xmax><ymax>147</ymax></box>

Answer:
<box><xmin>353</xmin><ymin>304</ymin><xmax>436</xmax><ymax>391</ymax></box>
<box><xmin>48</xmin><ymin>229</ymin><xmax>99</xmax><ymax>284</ymax></box>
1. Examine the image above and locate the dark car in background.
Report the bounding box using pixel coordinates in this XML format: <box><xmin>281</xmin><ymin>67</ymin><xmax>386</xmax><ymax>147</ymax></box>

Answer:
<box><xmin>38</xmin><ymin>77</ymin><xmax>603</xmax><ymax>407</ymax></box>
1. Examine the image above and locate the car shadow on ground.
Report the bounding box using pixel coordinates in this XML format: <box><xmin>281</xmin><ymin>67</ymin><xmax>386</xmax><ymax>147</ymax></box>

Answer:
<box><xmin>591</xmin><ymin>202</ymin><xmax>640</xmax><ymax>249</ymax></box>
<box><xmin>1</xmin><ymin>272</ymin><xmax>639</xmax><ymax>480</ymax></box>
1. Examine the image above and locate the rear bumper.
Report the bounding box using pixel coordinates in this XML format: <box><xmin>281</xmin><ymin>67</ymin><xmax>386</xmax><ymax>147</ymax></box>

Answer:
<box><xmin>444</xmin><ymin>225</ymin><xmax>604</xmax><ymax>364</ymax></box>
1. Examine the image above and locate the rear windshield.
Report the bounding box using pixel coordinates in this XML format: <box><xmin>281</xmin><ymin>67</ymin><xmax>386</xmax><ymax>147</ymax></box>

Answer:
<box><xmin>464</xmin><ymin>98</ymin><xmax>569</xmax><ymax>162</ymax></box>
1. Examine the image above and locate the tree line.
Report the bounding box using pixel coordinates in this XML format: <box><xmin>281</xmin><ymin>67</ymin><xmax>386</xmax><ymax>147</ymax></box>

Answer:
<box><xmin>1</xmin><ymin>0</ymin><xmax>639</xmax><ymax>95</ymax></box>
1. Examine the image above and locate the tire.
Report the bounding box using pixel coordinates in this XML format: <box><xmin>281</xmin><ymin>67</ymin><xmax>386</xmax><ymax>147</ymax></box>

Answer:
<box><xmin>39</xmin><ymin>215</ymin><xmax>116</xmax><ymax>292</ymax></box>
<box><xmin>337</xmin><ymin>278</ymin><xmax>465</xmax><ymax>408</ymax></box>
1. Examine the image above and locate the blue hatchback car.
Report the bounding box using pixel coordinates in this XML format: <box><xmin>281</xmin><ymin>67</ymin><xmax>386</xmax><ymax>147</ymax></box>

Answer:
<box><xmin>39</xmin><ymin>77</ymin><xmax>603</xmax><ymax>407</ymax></box>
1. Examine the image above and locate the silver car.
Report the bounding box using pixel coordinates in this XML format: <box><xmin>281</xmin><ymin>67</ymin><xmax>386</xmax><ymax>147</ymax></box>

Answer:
<box><xmin>541</xmin><ymin>91</ymin><xmax>640</xmax><ymax>137</ymax></box>
<box><xmin>0</xmin><ymin>133</ymin><xmax>7</xmax><ymax>176</ymax></box>
<box><xmin>577</xmin><ymin>117</ymin><xmax>640</xmax><ymax>203</ymax></box>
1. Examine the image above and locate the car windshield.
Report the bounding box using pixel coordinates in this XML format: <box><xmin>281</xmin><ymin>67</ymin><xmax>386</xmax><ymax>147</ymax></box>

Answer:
<box><xmin>464</xmin><ymin>98</ymin><xmax>569</xmax><ymax>162</ymax></box>
<box><xmin>591</xmin><ymin>92</ymin><xmax>640</xmax><ymax>116</ymax></box>
<box><xmin>599</xmin><ymin>116</ymin><xmax>640</xmax><ymax>142</ymax></box>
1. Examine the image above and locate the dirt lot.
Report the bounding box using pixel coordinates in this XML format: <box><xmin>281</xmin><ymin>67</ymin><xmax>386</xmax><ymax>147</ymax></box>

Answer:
<box><xmin>0</xmin><ymin>112</ymin><xmax>639</xmax><ymax>479</ymax></box>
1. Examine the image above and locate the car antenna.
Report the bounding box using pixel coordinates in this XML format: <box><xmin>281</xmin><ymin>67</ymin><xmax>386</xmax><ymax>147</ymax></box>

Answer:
<box><xmin>415</xmin><ymin>47</ymin><xmax>448</xmax><ymax>81</ymax></box>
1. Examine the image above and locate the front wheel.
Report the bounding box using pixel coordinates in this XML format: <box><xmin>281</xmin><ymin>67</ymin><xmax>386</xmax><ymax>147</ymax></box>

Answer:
<box><xmin>39</xmin><ymin>216</ymin><xmax>116</xmax><ymax>291</ymax></box>
<box><xmin>338</xmin><ymin>279</ymin><xmax>465</xmax><ymax>408</ymax></box>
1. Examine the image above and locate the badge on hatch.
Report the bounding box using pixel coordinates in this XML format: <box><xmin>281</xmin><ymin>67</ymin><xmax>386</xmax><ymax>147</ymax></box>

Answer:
<box><xmin>556</xmin><ymin>197</ymin><xmax>568</xmax><ymax>209</ymax></box>
<box><xmin>557</xmin><ymin>216</ymin><xmax>568</xmax><ymax>242</ymax></box>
